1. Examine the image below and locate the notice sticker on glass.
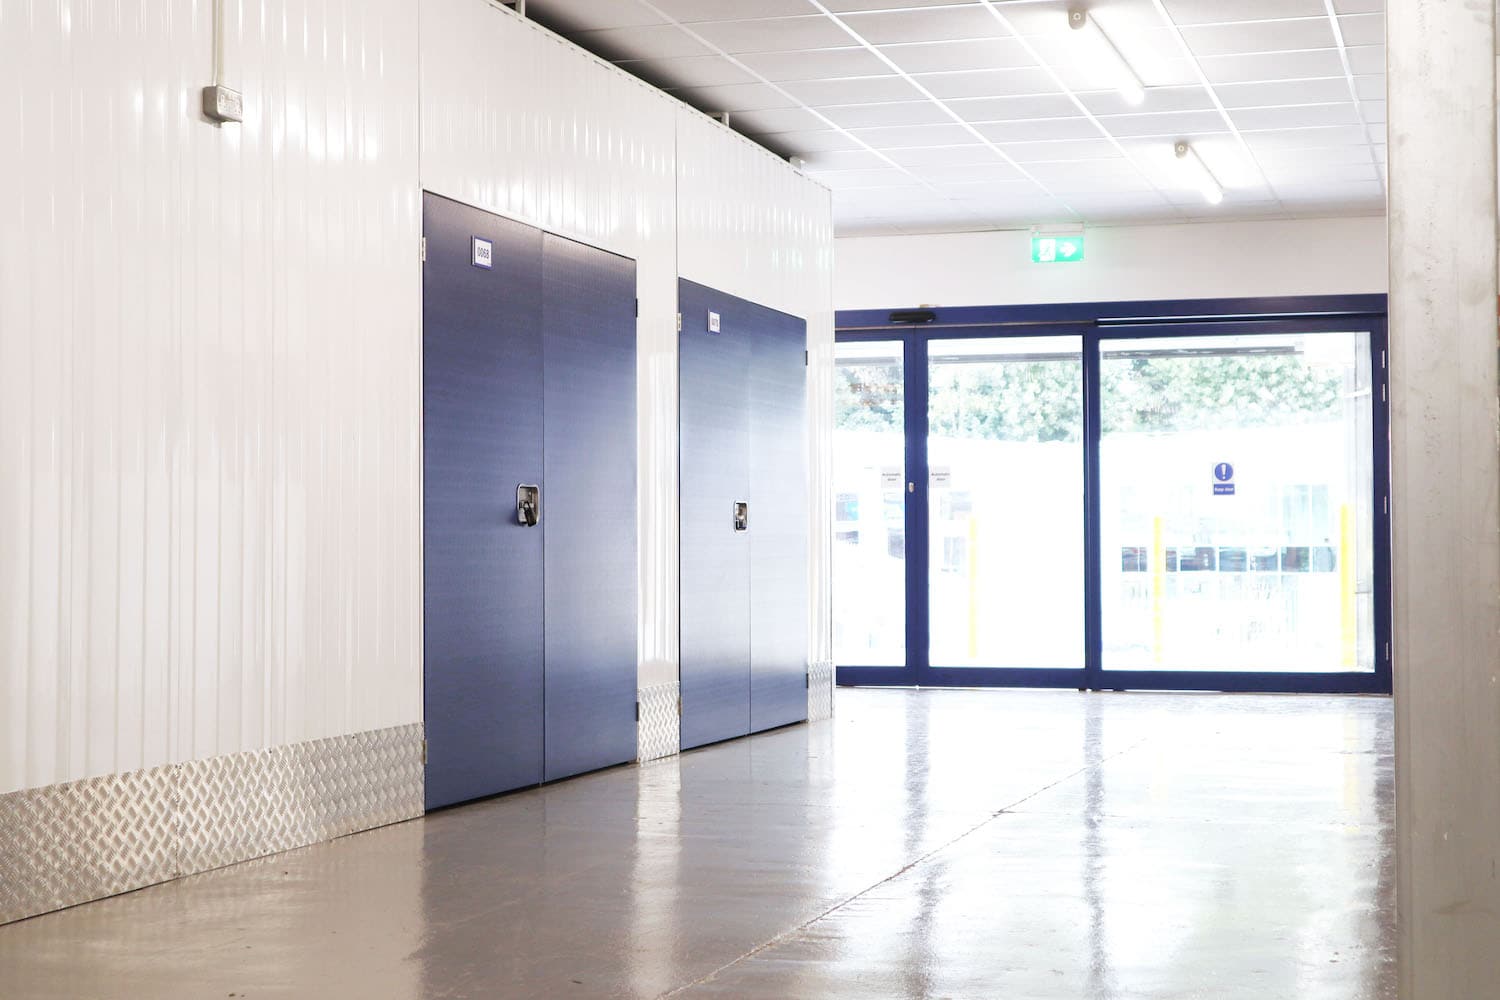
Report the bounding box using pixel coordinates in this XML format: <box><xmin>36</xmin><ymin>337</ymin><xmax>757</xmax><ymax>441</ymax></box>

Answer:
<box><xmin>929</xmin><ymin>466</ymin><xmax>951</xmax><ymax>488</ymax></box>
<box><xmin>880</xmin><ymin>468</ymin><xmax>903</xmax><ymax>490</ymax></box>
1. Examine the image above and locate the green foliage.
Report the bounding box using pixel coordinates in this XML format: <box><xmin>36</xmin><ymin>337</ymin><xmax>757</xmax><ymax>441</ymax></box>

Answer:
<box><xmin>835</xmin><ymin>363</ymin><xmax>904</xmax><ymax>432</ymax></box>
<box><xmin>1100</xmin><ymin>354</ymin><xmax>1344</xmax><ymax>435</ymax></box>
<box><xmin>835</xmin><ymin>352</ymin><xmax>1349</xmax><ymax>442</ymax></box>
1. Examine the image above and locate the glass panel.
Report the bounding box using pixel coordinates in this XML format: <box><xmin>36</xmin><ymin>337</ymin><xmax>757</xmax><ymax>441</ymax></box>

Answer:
<box><xmin>1100</xmin><ymin>330</ymin><xmax>1375</xmax><ymax>673</ymax></box>
<box><xmin>833</xmin><ymin>340</ymin><xmax>906</xmax><ymax>666</ymax></box>
<box><xmin>928</xmin><ymin>336</ymin><xmax>1085</xmax><ymax>668</ymax></box>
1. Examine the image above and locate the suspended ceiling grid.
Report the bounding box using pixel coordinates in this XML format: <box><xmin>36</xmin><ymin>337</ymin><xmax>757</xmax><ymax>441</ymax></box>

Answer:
<box><xmin>524</xmin><ymin>0</ymin><xmax>1386</xmax><ymax>236</ymax></box>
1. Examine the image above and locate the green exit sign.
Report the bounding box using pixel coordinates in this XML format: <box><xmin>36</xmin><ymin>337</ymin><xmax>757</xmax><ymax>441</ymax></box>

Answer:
<box><xmin>1031</xmin><ymin>234</ymin><xmax>1084</xmax><ymax>263</ymax></box>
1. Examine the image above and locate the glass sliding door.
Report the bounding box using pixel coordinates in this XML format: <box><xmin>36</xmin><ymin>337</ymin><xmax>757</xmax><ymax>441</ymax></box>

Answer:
<box><xmin>927</xmin><ymin>337</ymin><xmax>1085</xmax><ymax>670</ymax></box>
<box><xmin>832</xmin><ymin>303</ymin><xmax>1389</xmax><ymax>695</ymax></box>
<box><xmin>833</xmin><ymin>340</ymin><xmax>906</xmax><ymax>669</ymax></box>
<box><xmin>1098</xmin><ymin>329</ymin><xmax>1377</xmax><ymax>675</ymax></box>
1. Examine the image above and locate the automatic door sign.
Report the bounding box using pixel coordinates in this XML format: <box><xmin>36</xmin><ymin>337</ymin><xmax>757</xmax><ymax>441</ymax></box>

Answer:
<box><xmin>1213</xmin><ymin>462</ymin><xmax>1235</xmax><ymax>496</ymax></box>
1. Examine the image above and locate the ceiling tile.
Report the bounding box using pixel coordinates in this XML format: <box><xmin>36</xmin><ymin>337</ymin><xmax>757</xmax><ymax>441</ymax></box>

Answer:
<box><xmin>647</xmin><ymin>0</ymin><xmax>813</xmax><ymax>21</ymax></box>
<box><xmin>1003</xmin><ymin>138</ymin><xmax>1124</xmax><ymax>162</ymax></box>
<box><xmin>910</xmin><ymin>68</ymin><xmax>1063</xmax><ymax>100</ymax></box>
<box><xmin>1180</xmin><ymin>18</ymin><xmax>1336</xmax><ymax>58</ymax></box>
<box><xmin>1242</xmin><ymin>125</ymin><xmax>1370</xmax><ymax>150</ymax></box>
<box><xmin>999</xmin><ymin>0</ymin><xmax>1161</xmax><ymax>38</ymax></box>
<box><xmin>527</xmin><ymin>0</ymin><xmax>1392</xmax><ymax>235</ymax></box>
<box><xmin>975</xmin><ymin>117</ymin><xmax>1102</xmax><ymax>143</ymax></box>
<box><xmin>1345</xmin><ymin>44</ymin><xmax>1383</xmax><ymax>75</ymax></box>
<box><xmin>820</xmin><ymin>101</ymin><xmax>959</xmax><ymax>129</ymax></box>
<box><xmin>840</xmin><ymin>7</ymin><xmax>1008</xmax><ymax>45</ymax></box>
<box><xmin>781</xmin><ymin>75</ymin><xmax>923</xmax><ymax>106</ymax></box>
<box><xmin>1024</xmin><ymin>35</ymin><xmax>1201</xmax><ymax>89</ymax></box>
<box><xmin>823</xmin><ymin>0</ymin><xmax>985</xmax><ymax>10</ymax></box>
<box><xmin>1162</xmin><ymin>0</ymin><xmax>1328</xmax><ymax>23</ymax></box>
<box><xmin>847</xmin><ymin>122</ymin><xmax>986</xmax><ymax>148</ymax></box>
<box><xmin>949</xmin><ymin>93</ymin><xmax>1084</xmax><ymax>123</ymax></box>
<box><xmin>734</xmin><ymin>46</ymin><xmax>893</xmax><ymax>82</ymax></box>
<box><xmin>817</xmin><ymin>167</ymin><xmax>930</xmax><ymax>189</ymax></box>
<box><xmin>907</xmin><ymin>162</ymin><xmax>1026</xmax><ymax>184</ymax></box>
<box><xmin>878</xmin><ymin>38</ymin><xmax>1036</xmax><ymax>74</ymax></box>
<box><xmin>1200</xmin><ymin>48</ymin><xmax>1348</xmax><ymax>85</ymax></box>
<box><xmin>1337</xmin><ymin>12</ymin><xmax>1384</xmax><ymax>46</ymax></box>
<box><xmin>1081</xmin><ymin>86</ymin><xmax>1217</xmax><ymax>116</ymax></box>
<box><xmin>691</xmin><ymin>16</ymin><xmax>856</xmax><ymax>54</ymax></box>
<box><xmin>883</xmin><ymin>144</ymin><xmax>1003</xmax><ymax>168</ymax></box>
<box><xmin>1215</xmin><ymin>77</ymin><xmax>1353</xmax><ymax>108</ymax></box>
<box><xmin>1353</xmin><ymin>74</ymin><xmax>1383</xmax><ymax>101</ymax></box>
<box><xmin>1231</xmin><ymin>103</ymin><xmax>1362</xmax><ymax>130</ymax></box>
<box><xmin>1096</xmin><ymin>109</ymin><xmax>1229</xmax><ymax>138</ymax></box>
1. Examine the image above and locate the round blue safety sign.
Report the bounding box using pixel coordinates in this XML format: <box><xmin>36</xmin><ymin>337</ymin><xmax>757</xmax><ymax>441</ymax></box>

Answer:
<box><xmin>1214</xmin><ymin>462</ymin><xmax>1234</xmax><ymax>482</ymax></box>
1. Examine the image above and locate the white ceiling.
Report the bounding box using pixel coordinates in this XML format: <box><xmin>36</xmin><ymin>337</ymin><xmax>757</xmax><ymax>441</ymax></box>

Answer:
<box><xmin>524</xmin><ymin>0</ymin><xmax>1387</xmax><ymax>236</ymax></box>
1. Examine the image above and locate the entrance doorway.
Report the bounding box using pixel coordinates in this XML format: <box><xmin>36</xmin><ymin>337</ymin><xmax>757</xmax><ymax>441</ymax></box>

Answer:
<box><xmin>833</xmin><ymin>299</ymin><xmax>1390</xmax><ymax>695</ymax></box>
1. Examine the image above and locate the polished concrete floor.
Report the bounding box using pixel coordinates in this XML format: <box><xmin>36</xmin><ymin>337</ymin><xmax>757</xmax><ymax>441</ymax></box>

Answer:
<box><xmin>0</xmin><ymin>689</ymin><xmax>1394</xmax><ymax>999</ymax></box>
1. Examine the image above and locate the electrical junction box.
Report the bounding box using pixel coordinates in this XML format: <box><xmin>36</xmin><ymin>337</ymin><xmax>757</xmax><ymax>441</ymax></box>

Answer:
<box><xmin>202</xmin><ymin>85</ymin><xmax>243</xmax><ymax>124</ymax></box>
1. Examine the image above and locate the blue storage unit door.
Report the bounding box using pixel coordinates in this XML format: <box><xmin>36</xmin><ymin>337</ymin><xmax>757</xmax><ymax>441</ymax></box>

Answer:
<box><xmin>678</xmin><ymin>279</ymin><xmax>808</xmax><ymax>750</ymax></box>
<box><xmin>678</xmin><ymin>280</ymin><xmax>753</xmax><ymax>749</ymax></box>
<box><xmin>541</xmin><ymin>234</ymin><xmax>639</xmax><ymax>781</ymax></box>
<box><xmin>422</xmin><ymin>193</ymin><xmax>545</xmax><ymax>809</ymax></box>
<box><xmin>749</xmin><ymin>305</ymin><xmax>809</xmax><ymax>733</ymax></box>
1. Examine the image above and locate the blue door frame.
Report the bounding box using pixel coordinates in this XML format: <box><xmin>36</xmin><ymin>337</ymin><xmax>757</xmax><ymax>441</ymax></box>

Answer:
<box><xmin>835</xmin><ymin>295</ymin><xmax>1392</xmax><ymax>696</ymax></box>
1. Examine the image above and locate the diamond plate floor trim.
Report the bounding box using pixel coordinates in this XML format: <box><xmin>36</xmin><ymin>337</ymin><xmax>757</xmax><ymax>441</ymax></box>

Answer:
<box><xmin>808</xmin><ymin>660</ymin><xmax>835</xmax><ymax>722</ymax></box>
<box><xmin>637</xmin><ymin>681</ymin><xmax>680</xmax><ymax>762</ymax></box>
<box><xmin>0</xmin><ymin>723</ymin><xmax>423</xmax><ymax>925</ymax></box>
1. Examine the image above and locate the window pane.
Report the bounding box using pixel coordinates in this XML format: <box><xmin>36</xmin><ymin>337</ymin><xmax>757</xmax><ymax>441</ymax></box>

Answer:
<box><xmin>1100</xmin><ymin>331</ymin><xmax>1376</xmax><ymax>673</ymax></box>
<box><xmin>928</xmin><ymin>337</ymin><xmax>1085</xmax><ymax>668</ymax></box>
<box><xmin>834</xmin><ymin>341</ymin><xmax>905</xmax><ymax>666</ymax></box>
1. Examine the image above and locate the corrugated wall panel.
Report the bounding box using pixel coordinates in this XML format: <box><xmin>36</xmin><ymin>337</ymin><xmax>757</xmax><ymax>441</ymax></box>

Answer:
<box><xmin>0</xmin><ymin>0</ymin><xmax>422</xmax><ymax>795</ymax></box>
<box><xmin>420</xmin><ymin>0</ymin><xmax>684</xmax><ymax>693</ymax></box>
<box><xmin>1</xmin><ymin>0</ymin><xmax>832</xmax><ymax>798</ymax></box>
<box><xmin>675</xmin><ymin>110</ymin><xmax>836</xmax><ymax>686</ymax></box>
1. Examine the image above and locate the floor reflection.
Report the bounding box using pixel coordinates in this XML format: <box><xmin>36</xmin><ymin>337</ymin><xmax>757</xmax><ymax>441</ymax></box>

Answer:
<box><xmin>0</xmin><ymin>689</ymin><xmax>1395</xmax><ymax>1000</ymax></box>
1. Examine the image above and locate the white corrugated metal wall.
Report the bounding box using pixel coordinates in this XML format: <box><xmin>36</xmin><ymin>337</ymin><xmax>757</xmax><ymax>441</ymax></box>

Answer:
<box><xmin>0</xmin><ymin>0</ymin><xmax>423</xmax><ymax>795</ymax></box>
<box><xmin>0</xmin><ymin>0</ymin><xmax>835</xmax><ymax>796</ymax></box>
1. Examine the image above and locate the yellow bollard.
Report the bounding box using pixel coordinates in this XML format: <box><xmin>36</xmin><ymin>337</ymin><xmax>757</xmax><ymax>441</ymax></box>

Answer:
<box><xmin>1340</xmin><ymin>503</ymin><xmax>1356</xmax><ymax>668</ymax></box>
<box><xmin>1152</xmin><ymin>516</ymin><xmax>1165</xmax><ymax>665</ymax></box>
<box><xmin>967</xmin><ymin>517</ymin><xmax>979</xmax><ymax>660</ymax></box>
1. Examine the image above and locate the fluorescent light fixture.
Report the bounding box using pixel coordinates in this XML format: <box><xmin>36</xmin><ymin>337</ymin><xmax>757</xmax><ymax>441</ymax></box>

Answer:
<box><xmin>1174</xmin><ymin>141</ymin><xmax>1224</xmax><ymax>205</ymax></box>
<box><xmin>1068</xmin><ymin>8</ymin><xmax>1145</xmax><ymax>106</ymax></box>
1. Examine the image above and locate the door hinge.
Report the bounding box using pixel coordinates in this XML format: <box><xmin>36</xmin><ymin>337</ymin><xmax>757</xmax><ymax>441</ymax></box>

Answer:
<box><xmin>421</xmin><ymin>738</ymin><xmax>428</xmax><ymax>765</ymax></box>
<box><xmin>805</xmin><ymin>671</ymin><xmax>810</xmax><ymax>689</ymax></box>
<box><xmin>1380</xmin><ymin>349</ymin><xmax>1386</xmax><ymax>370</ymax></box>
<box><xmin>635</xmin><ymin>298</ymin><xmax>640</xmax><ymax>318</ymax></box>
<box><xmin>1385</xmin><ymin>641</ymin><xmax>1391</xmax><ymax>662</ymax></box>
<box><xmin>677</xmin><ymin>697</ymin><xmax>683</xmax><ymax>717</ymax></box>
<box><xmin>676</xmin><ymin>313</ymin><xmax>683</xmax><ymax>332</ymax></box>
<box><xmin>1383</xmin><ymin>495</ymin><xmax>1388</xmax><ymax>515</ymax></box>
<box><xmin>804</xmin><ymin>350</ymin><xmax>809</xmax><ymax>366</ymax></box>
<box><xmin>419</xmin><ymin>236</ymin><xmax>426</xmax><ymax>263</ymax></box>
<box><xmin>634</xmin><ymin>701</ymin><xmax>640</xmax><ymax>722</ymax></box>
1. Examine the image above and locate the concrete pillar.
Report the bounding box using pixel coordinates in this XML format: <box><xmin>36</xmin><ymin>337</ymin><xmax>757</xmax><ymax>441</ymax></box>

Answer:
<box><xmin>1387</xmin><ymin>2</ymin><xmax>1500</xmax><ymax>997</ymax></box>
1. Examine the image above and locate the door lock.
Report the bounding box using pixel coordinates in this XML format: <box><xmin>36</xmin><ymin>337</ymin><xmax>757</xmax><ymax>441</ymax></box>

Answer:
<box><xmin>733</xmin><ymin>501</ymin><xmax>748</xmax><ymax>532</ymax></box>
<box><xmin>517</xmin><ymin>484</ymin><xmax>541</xmax><ymax>527</ymax></box>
